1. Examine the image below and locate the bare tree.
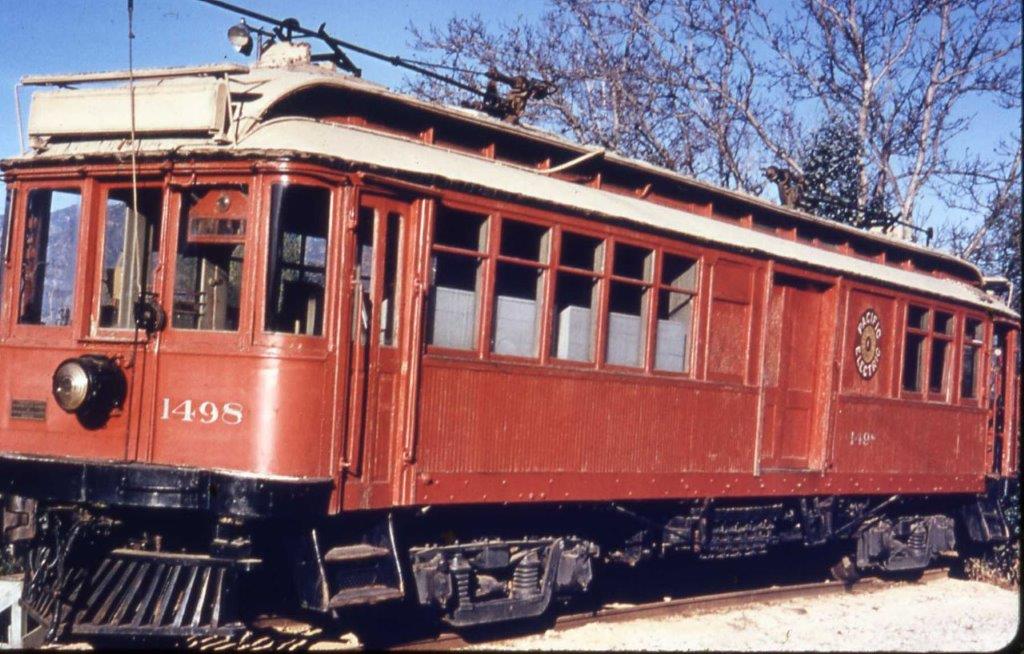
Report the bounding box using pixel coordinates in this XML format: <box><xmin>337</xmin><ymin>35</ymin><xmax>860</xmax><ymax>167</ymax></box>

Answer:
<box><xmin>938</xmin><ymin>137</ymin><xmax>1022</xmax><ymax>311</ymax></box>
<box><xmin>407</xmin><ymin>0</ymin><xmax>1021</xmax><ymax>231</ymax></box>
<box><xmin>748</xmin><ymin>0</ymin><xmax>1022</xmax><ymax>225</ymax></box>
<box><xmin>407</xmin><ymin>1</ymin><xmax>772</xmax><ymax>192</ymax></box>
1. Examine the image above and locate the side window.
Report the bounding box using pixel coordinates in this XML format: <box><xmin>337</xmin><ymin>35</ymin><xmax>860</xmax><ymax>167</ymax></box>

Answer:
<box><xmin>492</xmin><ymin>219</ymin><xmax>549</xmax><ymax>357</ymax></box>
<box><xmin>426</xmin><ymin>206</ymin><xmax>487</xmax><ymax>350</ymax></box>
<box><xmin>902</xmin><ymin>305</ymin><xmax>929</xmax><ymax>392</ymax></box>
<box><xmin>606</xmin><ymin>242</ymin><xmax>653</xmax><ymax>367</ymax></box>
<box><xmin>928</xmin><ymin>311</ymin><xmax>954</xmax><ymax>396</ymax></box>
<box><xmin>266</xmin><ymin>185</ymin><xmax>331</xmax><ymax>337</ymax></box>
<box><xmin>0</xmin><ymin>188</ymin><xmax>14</xmax><ymax>312</ymax></box>
<box><xmin>98</xmin><ymin>188</ymin><xmax>163</xmax><ymax>329</ymax></box>
<box><xmin>18</xmin><ymin>188</ymin><xmax>82</xmax><ymax>326</ymax></box>
<box><xmin>654</xmin><ymin>253</ymin><xmax>698</xmax><ymax>373</ymax></box>
<box><xmin>551</xmin><ymin>231</ymin><xmax>603</xmax><ymax>362</ymax></box>
<box><xmin>961</xmin><ymin>318</ymin><xmax>983</xmax><ymax>400</ymax></box>
<box><xmin>173</xmin><ymin>187</ymin><xmax>248</xmax><ymax>332</ymax></box>
<box><xmin>353</xmin><ymin>205</ymin><xmax>403</xmax><ymax>347</ymax></box>
<box><xmin>380</xmin><ymin>211</ymin><xmax>402</xmax><ymax>346</ymax></box>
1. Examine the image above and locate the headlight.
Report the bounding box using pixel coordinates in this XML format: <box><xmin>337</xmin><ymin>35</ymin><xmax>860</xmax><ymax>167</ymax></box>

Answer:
<box><xmin>52</xmin><ymin>360</ymin><xmax>91</xmax><ymax>412</ymax></box>
<box><xmin>51</xmin><ymin>356</ymin><xmax>127</xmax><ymax>420</ymax></box>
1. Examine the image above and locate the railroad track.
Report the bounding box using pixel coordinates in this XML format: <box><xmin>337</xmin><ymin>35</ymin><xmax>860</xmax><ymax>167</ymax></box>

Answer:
<box><xmin>392</xmin><ymin>567</ymin><xmax>951</xmax><ymax>651</ymax></box>
<box><xmin>50</xmin><ymin>567</ymin><xmax>949</xmax><ymax>650</ymax></box>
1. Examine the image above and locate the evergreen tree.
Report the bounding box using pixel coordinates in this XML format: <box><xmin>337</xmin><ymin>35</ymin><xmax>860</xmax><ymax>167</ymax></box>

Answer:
<box><xmin>796</xmin><ymin>123</ymin><xmax>865</xmax><ymax>225</ymax></box>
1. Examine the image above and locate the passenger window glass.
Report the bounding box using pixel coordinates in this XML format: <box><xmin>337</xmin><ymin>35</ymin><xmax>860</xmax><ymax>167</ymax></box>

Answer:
<box><xmin>492</xmin><ymin>262</ymin><xmax>544</xmax><ymax>357</ymax></box>
<box><xmin>903</xmin><ymin>332</ymin><xmax>925</xmax><ymax>392</ymax></box>
<box><xmin>426</xmin><ymin>206</ymin><xmax>487</xmax><ymax>350</ymax></box>
<box><xmin>500</xmin><ymin>220</ymin><xmax>548</xmax><ymax>261</ymax></box>
<box><xmin>559</xmin><ymin>231</ymin><xmax>603</xmax><ymax>271</ymax></box>
<box><xmin>961</xmin><ymin>318</ymin><xmax>983</xmax><ymax>399</ymax></box>
<box><xmin>492</xmin><ymin>219</ymin><xmax>549</xmax><ymax>358</ymax></box>
<box><xmin>612</xmin><ymin>243</ymin><xmax>653</xmax><ymax>281</ymax></box>
<box><xmin>606</xmin><ymin>281</ymin><xmax>649</xmax><ymax>366</ymax></box>
<box><xmin>551</xmin><ymin>272</ymin><xmax>598</xmax><ymax>361</ymax></box>
<box><xmin>266</xmin><ymin>185</ymin><xmax>330</xmax><ymax>337</ymax></box>
<box><xmin>380</xmin><ymin>212</ymin><xmax>401</xmax><ymax>346</ymax></box>
<box><xmin>173</xmin><ymin>187</ymin><xmax>248</xmax><ymax>332</ymax></box>
<box><xmin>928</xmin><ymin>311</ymin><xmax>954</xmax><ymax>395</ymax></box>
<box><xmin>18</xmin><ymin>189</ymin><xmax>81</xmax><ymax>326</ymax></box>
<box><xmin>427</xmin><ymin>251</ymin><xmax>482</xmax><ymax>349</ymax></box>
<box><xmin>654</xmin><ymin>254</ymin><xmax>698</xmax><ymax>373</ymax></box>
<box><xmin>662</xmin><ymin>254</ymin><xmax>698</xmax><ymax>290</ymax></box>
<box><xmin>902</xmin><ymin>305</ymin><xmax>929</xmax><ymax>393</ymax></box>
<box><xmin>929</xmin><ymin>339</ymin><xmax>949</xmax><ymax>393</ymax></box>
<box><xmin>434</xmin><ymin>207</ymin><xmax>488</xmax><ymax>251</ymax></box>
<box><xmin>907</xmin><ymin>305</ymin><xmax>929</xmax><ymax>330</ymax></box>
<box><xmin>605</xmin><ymin>242</ymin><xmax>653</xmax><ymax>367</ymax></box>
<box><xmin>99</xmin><ymin>188</ymin><xmax>163</xmax><ymax>329</ymax></box>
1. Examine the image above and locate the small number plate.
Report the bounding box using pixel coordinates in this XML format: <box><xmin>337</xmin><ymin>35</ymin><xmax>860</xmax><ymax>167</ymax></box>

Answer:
<box><xmin>11</xmin><ymin>399</ymin><xmax>47</xmax><ymax>422</ymax></box>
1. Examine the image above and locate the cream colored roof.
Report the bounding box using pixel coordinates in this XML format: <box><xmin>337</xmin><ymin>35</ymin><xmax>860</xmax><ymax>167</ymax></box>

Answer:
<box><xmin>5</xmin><ymin>64</ymin><xmax>1015</xmax><ymax>318</ymax></box>
<box><xmin>219</xmin><ymin>65</ymin><xmax>982</xmax><ymax>280</ymax></box>
<box><xmin>238</xmin><ymin>118</ymin><xmax>1013</xmax><ymax>317</ymax></box>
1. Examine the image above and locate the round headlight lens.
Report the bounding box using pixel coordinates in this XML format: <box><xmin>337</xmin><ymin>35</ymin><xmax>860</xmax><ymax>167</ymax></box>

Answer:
<box><xmin>53</xmin><ymin>360</ymin><xmax>91</xmax><ymax>412</ymax></box>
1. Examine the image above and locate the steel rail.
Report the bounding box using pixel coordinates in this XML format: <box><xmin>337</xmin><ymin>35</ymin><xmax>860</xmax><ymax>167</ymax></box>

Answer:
<box><xmin>392</xmin><ymin>567</ymin><xmax>951</xmax><ymax>651</ymax></box>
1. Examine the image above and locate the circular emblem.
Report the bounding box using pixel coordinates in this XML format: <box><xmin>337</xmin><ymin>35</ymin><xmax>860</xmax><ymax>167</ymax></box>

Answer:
<box><xmin>855</xmin><ymin>309</ymin><xmax>882</xmax><ymax>379</ymax></box>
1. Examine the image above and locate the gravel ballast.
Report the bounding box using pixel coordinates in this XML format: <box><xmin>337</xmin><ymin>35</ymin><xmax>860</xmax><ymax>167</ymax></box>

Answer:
<box><xmin>468</xmin><ymin>577</ymin><xmax>1020</xmax><ymax>651</ymax></box>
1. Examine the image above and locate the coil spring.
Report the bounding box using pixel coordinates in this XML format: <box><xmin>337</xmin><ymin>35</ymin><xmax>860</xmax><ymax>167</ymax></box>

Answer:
<box><xmin>451</xmin><ymin>555</ymin><xmax>473</xmax><ymax>606</ymax></box>
<box><xmin>907</xmin><ymin>525</ymin><xmax>927</xmax><ymax>551</ymax></box>
<box><xmin>512</xmin><ymin>552</ymin><xmax>541</xmax><ymax>598</ymax></box>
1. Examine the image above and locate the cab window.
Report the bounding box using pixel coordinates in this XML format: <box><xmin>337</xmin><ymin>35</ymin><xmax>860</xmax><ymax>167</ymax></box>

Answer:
<box><xmin>98</xmin><ymin>188</ymin><xmax>163</xmax><ymax>329</ymax></box>
<box><xmin>173</xmin><ymin>186</ymin><xmax>248</xmax><ymax>331</ymax></box>
<box><xmin>0</xmin><ymin>188</ymin><xmax>14</xmax><ymax>312</ymax></box>
<box><xmin>18</xmin><ymin>188</ymin><xmax>82</xmax><ymax>326</ymax></box>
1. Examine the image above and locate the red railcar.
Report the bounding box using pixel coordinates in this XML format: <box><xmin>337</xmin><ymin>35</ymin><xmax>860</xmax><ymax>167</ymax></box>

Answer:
<box><xmin>0</xmin><ymin>42</ymin><xmax>1018</xmax><ymax>643</ymax></box>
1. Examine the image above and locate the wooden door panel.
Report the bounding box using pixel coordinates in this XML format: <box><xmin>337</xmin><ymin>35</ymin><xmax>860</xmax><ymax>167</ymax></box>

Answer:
<box><xmin>761</xmin><ymin>276</ymin><xmax>829</xmax><ymax>471</ymax></box>
<box><xmin>341</xmin><ymin>196</ymin><xmax>409</xmax><ymax>508</ymax></box>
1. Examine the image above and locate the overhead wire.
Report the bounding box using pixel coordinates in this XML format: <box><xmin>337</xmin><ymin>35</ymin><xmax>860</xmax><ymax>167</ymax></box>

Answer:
<box><xmin>125</xmin><ymin>0</ymin><xmax>144</xmax><ymax>458</ymax></box>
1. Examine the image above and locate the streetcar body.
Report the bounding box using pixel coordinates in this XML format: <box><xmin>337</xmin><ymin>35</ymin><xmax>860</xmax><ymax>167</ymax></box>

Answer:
<box><xmin>0</xmin><ymin>47</ymin><xmax>1018</xmax><ymax>643</ymax></box>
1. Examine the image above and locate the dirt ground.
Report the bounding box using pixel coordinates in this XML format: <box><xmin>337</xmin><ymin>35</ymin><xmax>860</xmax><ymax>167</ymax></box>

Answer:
<box><xmin>466</xmin><ymin>577</ymin><xmax>1020</xmax><ymax>651</ymax></box>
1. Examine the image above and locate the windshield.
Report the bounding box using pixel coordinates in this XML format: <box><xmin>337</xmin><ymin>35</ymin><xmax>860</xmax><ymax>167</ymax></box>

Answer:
<box><xmin>17</xmin><ymin>188</ymin><xmax>82</xmax><ymax>326</ymax></box>
<box><xmin>98</xmin><ymin>188</ymin><xmax>163</xmax><ymax>329</ymax></box>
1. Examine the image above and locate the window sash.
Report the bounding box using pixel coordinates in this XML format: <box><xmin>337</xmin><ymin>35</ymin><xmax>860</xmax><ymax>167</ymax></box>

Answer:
<box><xmin>426</xmin><ymin>209</ymin><xmax>701</xmax><ymax>376</ymax></box>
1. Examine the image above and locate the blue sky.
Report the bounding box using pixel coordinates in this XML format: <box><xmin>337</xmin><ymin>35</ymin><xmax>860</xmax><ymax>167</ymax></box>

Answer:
<box><xmin>0</xmin><ymin>0</ymin><xmax>546</xmax><ymax>198</ymax></box>
<box><xmin>0</xmin><ymin>0</ymin><xmax>1017</xmax><ymax>241</ymax></box>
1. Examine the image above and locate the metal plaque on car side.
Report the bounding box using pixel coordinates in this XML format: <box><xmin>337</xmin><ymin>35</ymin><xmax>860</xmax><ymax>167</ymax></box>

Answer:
<box><xmin>10</xmin><ymin>399</ymin><xmax>47</xmax><ymax>422</ymax></box>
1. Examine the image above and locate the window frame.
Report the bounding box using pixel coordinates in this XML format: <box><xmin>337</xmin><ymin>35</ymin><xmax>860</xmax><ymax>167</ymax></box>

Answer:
<box><xmin>8</xmin><ymin>180</ymin><xmax>89</xmax><ymax>340</ymax></box>
<box><xmin>900</xmin><ymin>304</ymin><xmax>930</xmax><ymax>397</ymax></box>
<box><xmin>424</xmin><ymin>200</ymin><xmax>493</xmax><ymax>357</ymax></box>
<box><xmin>602</xmin><ymin>239</ymin><xmax>655</xmax><ymax>371</ymax></box>
<box><xmin>487</xmin><ymin>214</ymin><xmax>552</xmax><ymax>363</ymax></box>
<box><xmin>927</xmin><ymin>309</ymin><xmax>955</xmax><ymax>401</ymax></box>
<box><xmin>90</xmin><ymin>182</ymin><xmax>167</xmax><ymax>340</ymax></box>
<box><xmin>422</xmin><ymin>196</ymin><xmax>707</xmax><ymax>378</ymax></box>
<box><xmin>548</xmin><ymin>227</ymin><xmax>606</xmax><ymax>368</ymax></box>
<box><xmin>958</xmin><ymin>312</ymin><xmax>986</xmax><ymax>405</ymax></box>
<box><xmin>899</xmin><ymin>300</ymin><xmax>961</xmax><ymax>403</ymax></box>
<box><xmin>254</xmin><ymin>174</ymin><xmax>337</xmax><ymax>352</ymax></box>
<box><xmin>650</xmin><ymin>249</ymin><xmax>701</xmax><ymax>377</ymax></box>
<box><xmin>159</xmin><ymin>178</ymin><xmax>258</xmax><ymax>349</ymax></box>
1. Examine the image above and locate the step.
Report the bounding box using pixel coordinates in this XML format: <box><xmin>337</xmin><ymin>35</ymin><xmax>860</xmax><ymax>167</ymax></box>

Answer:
<box><xmin>324</xmin><ymin>544</ymin><xmax>392</xmax><ymax>563</ymax></box>
<box><xmin>328</xmin><ymin>584</ymin><xmax>404</xmax><ymax>609</ymax></box>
